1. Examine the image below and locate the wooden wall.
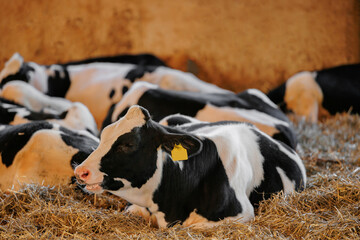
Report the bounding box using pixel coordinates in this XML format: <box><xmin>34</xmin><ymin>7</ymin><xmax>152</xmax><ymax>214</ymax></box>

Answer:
<box><xmin>0</xmin><ymin>0</ymin><xmax>359</xmax><ymax>92</ymax></box>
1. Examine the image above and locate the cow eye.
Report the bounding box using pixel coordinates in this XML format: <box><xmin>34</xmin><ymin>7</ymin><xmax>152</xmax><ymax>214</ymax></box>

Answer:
<box><xmin>117</xmin><ymin>142</ymin><xmax>136</xmax><ymax>153</ymax></box>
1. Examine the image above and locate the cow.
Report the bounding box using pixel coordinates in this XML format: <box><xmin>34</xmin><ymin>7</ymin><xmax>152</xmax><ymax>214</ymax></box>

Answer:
<box><xmin>267</xmin><ymin>63</ymin><xmax>360</xmax><ymax>122</ymax></box>
<box><xmin>0</xmin><ymin>121</ymin><xmax>99</xmax><ymax>191</ymax></box>
<box><xmin>0</xmin><ymin>81</ymin><xmax>98</xmax><ymax>136</ymax></box>
<box><xmin>102</xmin><ymin>81</ymin><xmax>297</xmax><ymax>149</ymax></box>
<box><xmin>0</xmin><ymin>53</ymin><xmax>231</xmax><ymax>127</ymax></box>
<box><xmin>74</xmin><ymin>105</ymin><xmax>306</xmax><ymax>228</ymax></box>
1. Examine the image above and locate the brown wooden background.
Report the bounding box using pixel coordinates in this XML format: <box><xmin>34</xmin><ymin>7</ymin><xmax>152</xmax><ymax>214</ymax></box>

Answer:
<box><xmin>0</xmin><ymin>0</ymin><xmax>359</xmax><ymax>92</ymax></box>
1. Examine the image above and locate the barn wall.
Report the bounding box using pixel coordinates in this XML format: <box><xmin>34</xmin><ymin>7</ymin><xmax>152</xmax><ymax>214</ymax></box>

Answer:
<box><xmin>0</xmin><ymin>0</ymin><xmax>359</xmax><ymax>92</ymax></box>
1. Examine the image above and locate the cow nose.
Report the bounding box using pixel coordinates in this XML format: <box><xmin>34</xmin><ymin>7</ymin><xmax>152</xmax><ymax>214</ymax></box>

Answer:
<box><xmin>75</xmin><ymin>166</ymin><xmax>91</xmax><ymax>183</ymax></box>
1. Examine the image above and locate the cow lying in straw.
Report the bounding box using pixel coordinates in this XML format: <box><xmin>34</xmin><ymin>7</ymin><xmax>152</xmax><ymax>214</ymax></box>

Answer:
<box><xmin>0</xmin><ymin>121</ymin><xmax>98</xmax><ymax>191</ymax></box>
<box><xmin>75</xmin><ymin>105</ymin><xmax>306</xmax><ymax>228</ymax></box>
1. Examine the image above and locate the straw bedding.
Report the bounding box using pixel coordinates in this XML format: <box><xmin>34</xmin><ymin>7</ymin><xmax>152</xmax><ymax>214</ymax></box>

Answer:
<box><xmin>1</xmin><ymin>113</ymin><xmax>359</xmax><ymax>239</ymax></box>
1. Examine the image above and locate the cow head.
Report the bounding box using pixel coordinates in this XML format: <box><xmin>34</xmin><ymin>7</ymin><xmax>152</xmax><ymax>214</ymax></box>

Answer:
<box><xmin>284</xmin><ymin>71</ymin><xmax>323</xmax><ymax>123</ymax></box>
<box><xmin>0</xmin><ymin>53</ymin><xmax>48</xmax><ymax>93</ymax></box>
<box><xmin>74</xmin><ymin>105</ymin><xmax>202</xmax><ymax>199</ymax></box>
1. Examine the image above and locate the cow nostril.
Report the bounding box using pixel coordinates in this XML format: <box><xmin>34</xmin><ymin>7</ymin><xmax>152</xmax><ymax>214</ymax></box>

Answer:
<box><xmin>80</xmin><ymin>170</ymin><xmax>90</xmax><ymax>179</ymax></box>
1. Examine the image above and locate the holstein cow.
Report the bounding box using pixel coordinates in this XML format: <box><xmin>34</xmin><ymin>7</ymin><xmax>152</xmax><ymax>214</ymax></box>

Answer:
<box><xmin>0</xmin><ymin>121</ymin><xmax>99</xmax><ymax>191</ymax></box>
<box><xmin>0</xmin><ymin>53</ymin><xmax>231</xmax><ymax>127</ymax></box>
<box><xmin>267</xmin><ymin>63</ymin><xmax>360</xmax><ymax>122</ymax></box>
<box><xmin>74</xmin><ymin>105</ymin><xmax>306</xmax><ymax>228</ymax></box>
<box><xmin>103</xmin><ymin>81</ymin><xmax>297</xmax><ymax>149</ymax></box>
<box><xmin>0</xmin><ymin>81</ymin><xmax>98</xmax><ymax>136</ymax></box>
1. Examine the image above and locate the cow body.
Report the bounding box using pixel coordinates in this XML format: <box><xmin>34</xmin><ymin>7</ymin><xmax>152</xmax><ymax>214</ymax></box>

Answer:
<box><xmin>0</xmin><ymin>121</ymin><xmax>99</xmax><ymax>191</ymax></box>
<box><xmin>0</xmin><ymin>81</ymin><xmax>98</xmax><ymax>135</ymax></box>
<box><xmin>75</xmin><ymin>106</ymin><xmax>306</xmax><ymax>228</ymax></box>
<box><xmin>103</xmin><ymin>82</ymin><xmax>297</xmax><ymax>149</ymax></box>
<box><xmin>0</xmin><ymin>53</ymin><xmax>231</xmax><ymax>127</ymax></box>
<box><xmin>267</xmin><ymin>63</ymin><xmax>360</xmax><ymax>122</ymax></box>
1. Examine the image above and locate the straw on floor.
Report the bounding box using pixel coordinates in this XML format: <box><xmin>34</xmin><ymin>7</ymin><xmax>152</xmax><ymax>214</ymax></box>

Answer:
<box><xmin>1</xmin><ymin>113</ymin><xmax>359</xmax><ymax>239</ymax></box>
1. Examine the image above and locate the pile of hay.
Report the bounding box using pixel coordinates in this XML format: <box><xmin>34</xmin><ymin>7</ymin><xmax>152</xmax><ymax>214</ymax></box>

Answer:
<box><xmin>1</xmin><ymin>114</ymin><xmax>359</xmax><ymax>239</ymax></box>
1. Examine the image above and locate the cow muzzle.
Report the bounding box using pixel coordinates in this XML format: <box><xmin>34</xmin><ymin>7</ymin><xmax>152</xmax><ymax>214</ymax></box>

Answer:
<box><xmin>74</xmin><ymin>166</ymin><xmax>104</xmax><ymax>193</ymax></box>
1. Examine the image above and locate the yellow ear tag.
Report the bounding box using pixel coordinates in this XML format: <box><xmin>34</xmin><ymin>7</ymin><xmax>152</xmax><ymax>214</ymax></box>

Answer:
<box><xmin>171</xmin><ymin>144</ymin><xmax>188</xmax><ymax>161</ymax></box>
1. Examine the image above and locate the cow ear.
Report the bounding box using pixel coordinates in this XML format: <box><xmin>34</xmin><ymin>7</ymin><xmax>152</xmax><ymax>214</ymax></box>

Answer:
<box><xmin>162</xmin><ymin>133</ymin><xmax>203</xmax><ymax>158</ymax></box>
<box><xmin>0</xmin><ymin>53</ymin><xmax>24</xmax><ymax>80</ymax></box>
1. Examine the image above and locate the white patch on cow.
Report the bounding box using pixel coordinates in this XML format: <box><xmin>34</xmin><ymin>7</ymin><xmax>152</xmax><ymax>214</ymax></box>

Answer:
<box><xmin>276</xmin><ymin>167</ymin><xmax>295</xmax><ymax>193</ymax></box>
<box><xmin>247</xmin><ymin>88</ymin><xmax>278</xmax><ymax>109</ymax></box>
<box><xmin>195</xmin><ymin>104</ymin><xmax>287</xmax><ymax>136</ymax></box>
<box><xmin>1</xmin><ymin>81</ymin><xmax>72</xmax><ymax>113</ymax></box>
<box><xmin>285</xmin><ymin>71</ymin><xmax>323</xmax><ymax>123</ymax></box>
<box><xmin>111</xmin><ymin>81</ymin><xmax>158</xmax><ymax>122</ymax></box>
<box><xmin>7</xmin><ymin>107</ymin><xmax>31</xmax><ymax>118</ymax></box>
<box><xmin>195</xmin><ymin>124</ymin><xmax>265</xmax><ymax>194</ymax></box>
<box><xmin>0</xmin><ymin>129</ymin><xmax>78</xmax><ymax>191</ymax></box>
<box><xmin>0</xmin><ymin>125</ymin><xmax>7</xmax><ymax>131</ymax></box>
<box><xmin>27</xmin><ymin>62</ymin><xmax>49</xmax><ymax>93</ymax></box>
<box><xmin>0</xmin><ymin>53</ymin><xmax>23</xmax><ymax>81</ymax></box>
<box><xmin>183</xmin><ymin>210</ymin><xmax>217</xmax><ymax>228</ymax></box>
<box><xmin>147</xmin><ymin>67</ymin><xmax>232</xmax><ymax>94</ymax></box>
<box><xmin>125</xmin><ymin>204</ymin><xmax>152</xmax><ymax>221</ymax></box>
<box><xmin>53</xmin><ymin>102</ymin><xmax>99</xmax><ymax>135</ymax></box>
<box><xmin>1</xmin><ymin>81</ymin><xmax>96</xmax><ymax>133</ymax></box>
<box><xmin>46</xmin><ymin>64</ymin><xmax>65</xmax><ymax>79</ymax></box>
<box><xmin>66</xmin><ymin>63</ymin><xmax>134</xmax><ymax>126</ymax></box>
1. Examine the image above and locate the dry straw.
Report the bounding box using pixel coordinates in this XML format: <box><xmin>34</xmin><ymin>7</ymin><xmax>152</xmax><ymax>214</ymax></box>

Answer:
<box><xmin>1</xmin><ymin>113</ymin><xmax>359</xmax><ymax>239</ymax></box>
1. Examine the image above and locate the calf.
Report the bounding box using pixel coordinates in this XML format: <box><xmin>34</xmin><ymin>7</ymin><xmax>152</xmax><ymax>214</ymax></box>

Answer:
<box><xmin>0</xmin><ymin>121</ymin><xmax>99</xmax><ymax>191</ymax></box>
<box><xmin>103</xmin><ymin>82</ymin><xmax>297</xmax><ymax>149</ymax></box>
<box><xmin>267</xmin><ymin>63</ymin><xmax>360</xmax><ymax>122</ymax></box>
<box><xmin>74</xmin><ymin>105</ymin><xmax>306</xmax><ymax>228</ymax></box>
<box><xmin>0</xmin><ymin>81</ymin><xmax>98</xmax><ymax>136</ymax></box>
<box><xmin>0</xmin><ymin>53</ymin><xmax>230</xmax><ymax>127</ymax></box>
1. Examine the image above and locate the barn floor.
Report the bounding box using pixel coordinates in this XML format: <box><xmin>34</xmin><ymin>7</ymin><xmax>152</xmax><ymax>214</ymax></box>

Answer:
<box><xmin>0</xmin><ymin>113</ymin><xmax>359</xmax><ymax>239</ymax></box>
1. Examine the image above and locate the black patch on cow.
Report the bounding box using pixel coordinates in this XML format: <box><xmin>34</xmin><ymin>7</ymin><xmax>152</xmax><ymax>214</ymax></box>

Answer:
<box><xmin>122</xmin><ymin>86</ymin><xmax>129</xmax><ymax>95</ymax></box>
<box><xmin>46</xmin><ymin>66</ymin><xmax>71</xmax><ymax>97</ymax></box>
<box><xmin>60</xmin><ymin>53</ymin><xmax>166</xmax><ymax>67</ymax></box>
<box><xmin>315</xmin><ymin>63</ymin><xmax>360</xmax><ymax>114</ymax></box>
<box><xmin>153</xmin><ymin>138</ymin><xmax>243</xmax><ymax>224</ymax></box>
<box><xmin>0</xmin><ymin>63</ymin><xmax>35</xmax><ymax>88</ymax></box>
<box><xmin>165</xmin><ymin>116</ymin><xmax>192</xmax><ymax>126</ymax></box>
<box><xmin>109</xmin><ymin>89</ymin><xmax>115</xmax><ymax>99</ymax></box>
<box><xmin>0</xmin><ymin>121</ymin><xmax>53</xmax><ymax>167</ymax></box>
<box><xmin>249</xmin><ymin>129</ymin><xmax>304</xmax><ymax>206</ymax></box>
<box><xmin>59</xmin><ymin>126</ymin><xmax>99</xmax><ymax>168</ymax></box>
<box><xmin>58</xmin><ymin>110</ymin><xmax>68</xmax><ymax>120</ymax></box>
<box><xmin>0</xmin><ymin>98</ymin><xmax>20</xmax><ymax>124</ymax></box>
<box><xmin>101</xmin><ymin>103</ymin><xmax>117</xmax><ymax>130</ymax></box>
<box><xmin>136</xmin><ymin>89</ymin><xmax>207</xmax><ymax>121</ymax></box>
<box><xmin>125</xmin><ymin>65</ymin><xmax>158</xmax><ymax>82</ymax></box>
<box><xmin>101</xmin><ymin>175</ymin><xmax>125</xmax><ymax>191</ymax></box>
<box><xmin>266</xmin><ymin>83</ymin><xmax>286</xmax><ymax>110</ymax></box>
<box><xmin>272</xmin><ymin>124</ymin><xmax>297</xmax><ymax>149</ymax></box>
<box><xmin>99</xmin><ymin>126</ymin><xmax>159</xmax><ymax>190</ymax></box>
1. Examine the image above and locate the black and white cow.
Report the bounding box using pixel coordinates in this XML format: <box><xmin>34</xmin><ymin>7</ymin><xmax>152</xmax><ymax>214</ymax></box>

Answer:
<box><xmin>267</xmin><ymin>63</ymin><xmax>360</xmax><ymax>122</ymax></box>
<box><xmin>103</xmin><ymin>81</ymin><xmax>297</xmax><ymax>149</ymax></box>
<box><xmin>74</xmin><ymin>105</ymin><xmax>306</xmax><ymax>228</ymax></box>
<box><xmin>0</xmin><ymin>81</ymin><xmax>98</xmax><ymax>135</ymax></box>
<box><xmin>0</xmin><ymin>121</ymin><xmax>99</xmax><ymax>191</ymax></box>
<box><xmin>0</xmin><ymin>53</ymin><xmax>231</xmax><ymax>127</ymax></box>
